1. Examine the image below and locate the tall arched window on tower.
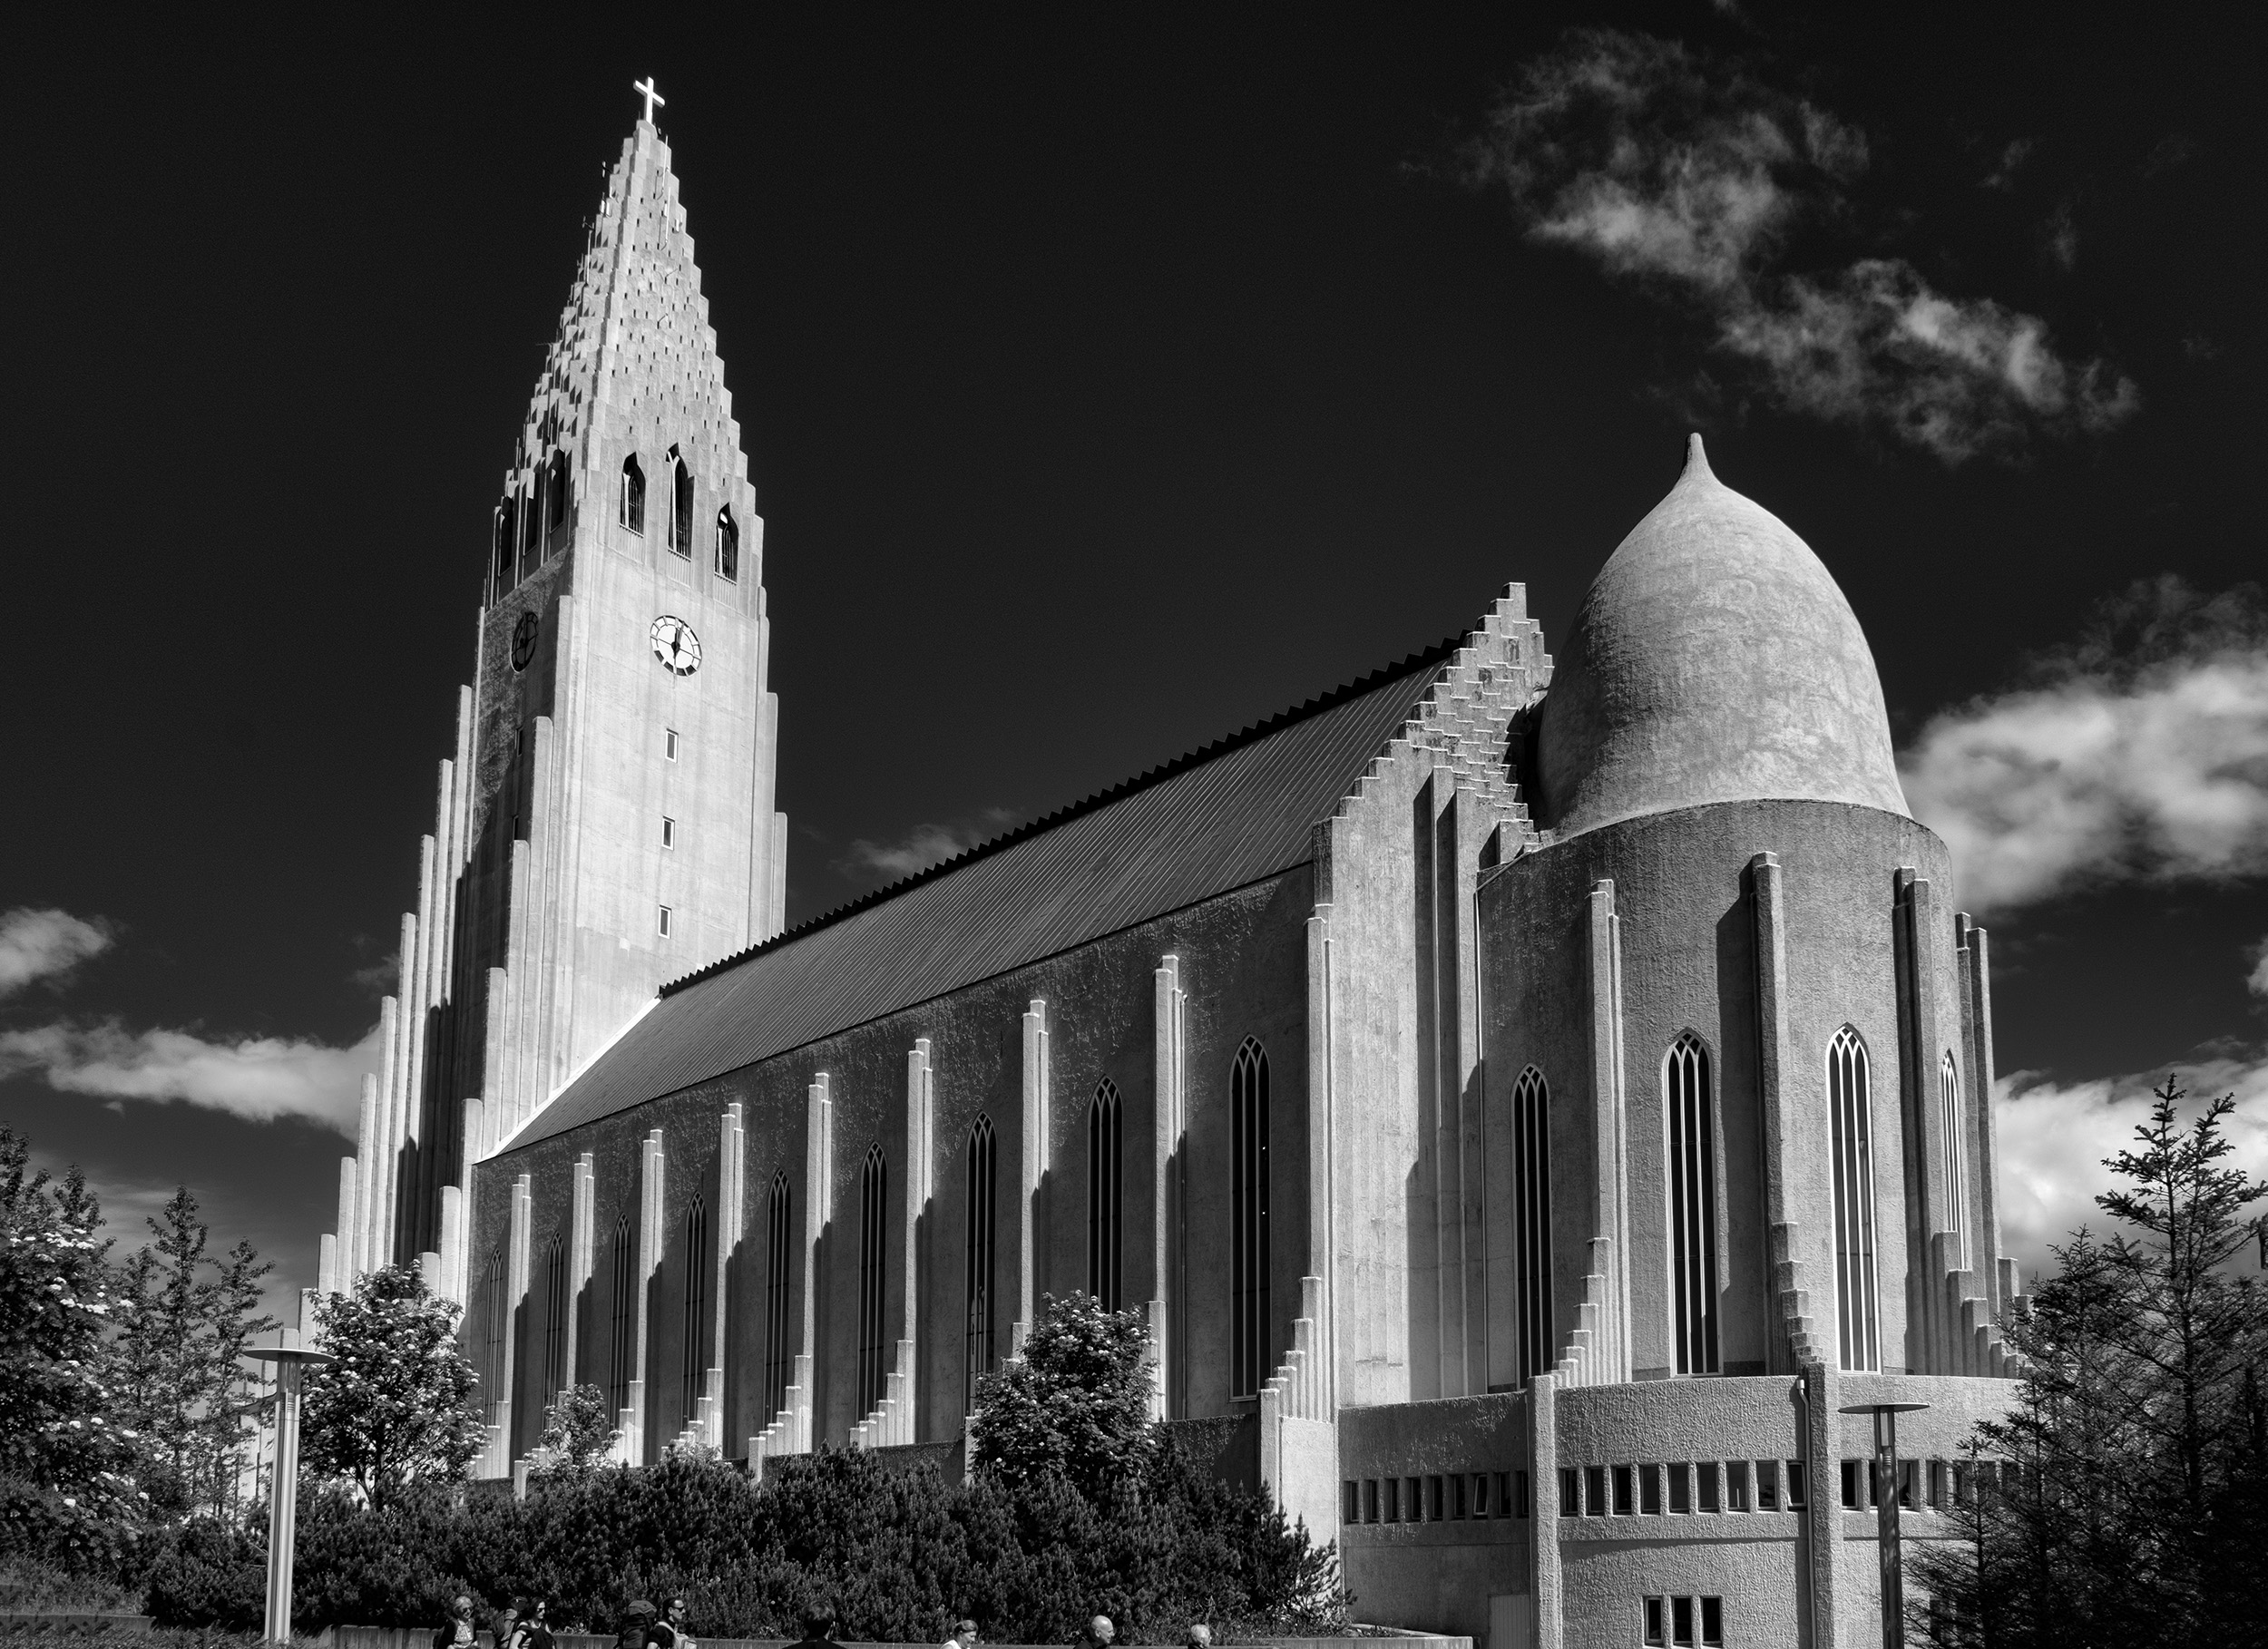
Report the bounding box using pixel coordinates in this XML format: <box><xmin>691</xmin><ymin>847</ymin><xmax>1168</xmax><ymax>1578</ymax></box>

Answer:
<box><xmin>620</xmin><ymin>454</ymin><xmax>646</xmax><ymax>534</ymax></box>
<box><xmin>518</xmin><ymin>485</ymin><xmax>541</xmax><ymax>581</ymax></box>
<box><xmin>1829</xmin><ymin>1027</ymin><xmax>1881</xmax><ymax>1371</ymax></box>
<box><xmin>543</xmin><ymin>1235</ymin><xmax>567</xmax><ymax>1402</ymax></box>
<box><xmin>668</xmin><ymin>453</ymin><xmax>694</xmax><ymax>557</ymax></box>
<box><xmin>482</xmin><ymin>1253</ymin><xmax>504</xmax><ymax>1400</ymax></box>
<box><xmin>493</xmin><ymin>498</ymin><xmax>516</xmax><ymax>597</ymax></box>
<box><xmin>1666</xmin><ymin>1033</ymin><xmax>1720</xmax><ymax>1375</ymax></box>
<box><xmin>1089</xmin><ymin>1080</ymin><xmax>1122</xmax><ymax>1311</ymax></box>
<box><xmin>681</xmin><ymin>1195</ymin><xmax>709</xmax><ymax>1421</ymax></box>
<box><xmin>1941</xmin><ymin>1050</ymin><xmax>1970</xmax><ymax>1273</ymax></box>
<box><xmin>608</xmin><ymin>1215</ymin><xmax>634</xmax><ymax>1420</ymax></box>
<box><xmin>964</xmin><ymin>1115</ymin><xmax>997</xmax><ymax>1409</ymax></box>
<box><xmin>764</xmin><ymin>1172</ymin><xmax>793</xmax><ymax>1421</ymax></box>
<box><xmin>544</xmin><ymin>451</ymin><xmax>569</xmax><ymax>546</ymax></box>
<box><xmin>715</xmin><ymin>504</ymin><xmax>738</xmax><ymax>582</ymax></box>
<box><xmin>857</xmin><ymin>1146</ymin><xmax>888</xmax><ymax>1417</ymax></box>
<box><xmin>1231</xmin><ymin>1038</ymin><xmax>1271</xmax><ymax>1398</ymax></box>
<box><xmin>1511</xmin><ymin>1067</ymin><xmax>1554</xmax><ymax>1384</ymax></box>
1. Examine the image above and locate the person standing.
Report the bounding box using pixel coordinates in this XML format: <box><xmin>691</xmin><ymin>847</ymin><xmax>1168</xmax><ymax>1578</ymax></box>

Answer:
<box><xmin>785</xmin><ymin>1608</ymin><xmax>846</xmax><ymax>1649</ymax></box>
<box><xmin>618</xmin><ymin>1601</ymin><xmax>658</xmax><ymax>1649</ymax></box>
<box><xmin>518</xmin><ymin>1601</ymin><xmax>557</xmax><ymax>1649</ymax></box>
<box><xmin>660</xmin><ymin>1596</ymin><xmax>694</xmax><ymax>1649</ymax></box>
<box><xmin>943</xmin><ymin>1619</ymin><xmax>980</xmax><ymax>1649</ymax></box>
<box><xmin>1184</xmin><ymin>1627</ymin><xmax>1213</xmax><ymax>1649</ymax></box>
<box><xmin>1080</xmin><ymin>1616</ymin><xmax>1117</xmax><ymax>1649</ymax></box>
<box><xmin>435</xmin><ymin>1596</ymin><xmax>478</xmax><ymax>1649</ymax></box>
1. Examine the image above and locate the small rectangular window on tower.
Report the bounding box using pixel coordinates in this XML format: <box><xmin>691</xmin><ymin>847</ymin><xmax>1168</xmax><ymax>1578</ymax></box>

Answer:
<box><xmin>657</xmin><ymin>905</ymin><xmax>673</xmax><ymax>938</ymax></box>
<box><xmin>665</xmin><ymin>729</ymin><xmax>680</xmax><ymax>760</ymax></box>
<box><xmin>661</xmin><ymin>816</ymin><xmax>676</xmax><ymax>849</ymax></box>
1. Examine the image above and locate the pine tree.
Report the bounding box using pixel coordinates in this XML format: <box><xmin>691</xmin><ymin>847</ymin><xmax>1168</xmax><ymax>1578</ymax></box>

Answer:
<box><xmin>301</xmin><ymin>1263</ymin><xmax>485</xmax><ymax>1510</ymax></box>
<box><xmin>1915</xmin><ymin>1079</ymin><xmax>2268</xmax><ymax>1646</ymax></box>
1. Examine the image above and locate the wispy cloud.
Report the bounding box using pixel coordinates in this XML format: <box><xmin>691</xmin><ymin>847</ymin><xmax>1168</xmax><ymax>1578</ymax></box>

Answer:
<box><xmin>0</xmin><ymin>907</ymin><xmax>113</xmax><ymax>999</ymax></box>
<box><xmin>2248</xmin><ymin>938</ymin><xmax>2268</xmax><ymax>1000</ymax></box>
<box><xmin>1900</xmin><ymin>581</ymin><xmax>2268</xmax><ymax>912</ymax></box>
<box><xmin>0</xmin><ymin>1020</ymin><xmax>380</xmax><ymax>1137</ymax></box>
<box><xmin>1993</xmin><ymin>1052</ymin><xmax>2268</xmax><ymax>1285</ymax></box>
<box><xmin>837</xmin><ymin>809</ymin><xmax>1019</xmax><ymax>883</ymax></box>
<box><xmin>1463</xmin><ymin>30</ymin><xmax>2137</xmax><ymax>463</ymax></box>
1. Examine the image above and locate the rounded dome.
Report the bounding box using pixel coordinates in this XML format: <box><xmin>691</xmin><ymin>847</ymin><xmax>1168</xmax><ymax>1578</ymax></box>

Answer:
<box><xmin>1537</xmin><ymin>436</ymin><xmax>1910</xmax><ymax>837</ymax></box>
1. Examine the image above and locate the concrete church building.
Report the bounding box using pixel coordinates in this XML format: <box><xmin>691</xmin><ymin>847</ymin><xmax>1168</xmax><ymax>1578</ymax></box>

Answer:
<box><xmin>323</xmin><ymin>104</ymin><xmax>2026</xmax><ymax>1649</ymax></box>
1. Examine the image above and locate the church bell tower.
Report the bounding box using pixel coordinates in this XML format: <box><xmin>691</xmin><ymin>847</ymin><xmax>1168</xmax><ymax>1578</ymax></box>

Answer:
<box><xmin>319</xmin><ymin>93</ymin><xmax>786</xmax><ymax>1304</ymax></box>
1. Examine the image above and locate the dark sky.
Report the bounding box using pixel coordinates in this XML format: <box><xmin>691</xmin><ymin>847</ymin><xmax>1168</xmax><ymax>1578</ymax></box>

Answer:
<box><xmin>4</xmin><ymin>5</ymin><xmax>2262</xmax><ymax>1304</ymax></box>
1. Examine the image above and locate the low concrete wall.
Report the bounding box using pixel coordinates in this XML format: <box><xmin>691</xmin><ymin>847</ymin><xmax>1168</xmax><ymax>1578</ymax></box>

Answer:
<box><xmin>0</xmin><ymin>1617</ymin><xmax>155</xmax><ymax>1636</ymax></box>
<box><xmin>322</xmin><ymin>1634</ymin><xmax>1463</xmax><ymax>1649</ymax></box>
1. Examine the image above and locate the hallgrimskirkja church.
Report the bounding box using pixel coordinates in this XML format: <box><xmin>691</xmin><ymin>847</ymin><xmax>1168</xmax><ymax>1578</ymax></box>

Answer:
<box><xmin>318</xmin><ymin>105</ymin><xmax>2026</xmax><ymax>1649</ymax></box>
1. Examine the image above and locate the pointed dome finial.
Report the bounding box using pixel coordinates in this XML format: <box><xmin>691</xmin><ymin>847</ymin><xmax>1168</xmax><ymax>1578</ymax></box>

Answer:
<box><xmin>1681</xmin><ymin>432</ymin><xmax>1714</xmax><ymax>484</ymax></box>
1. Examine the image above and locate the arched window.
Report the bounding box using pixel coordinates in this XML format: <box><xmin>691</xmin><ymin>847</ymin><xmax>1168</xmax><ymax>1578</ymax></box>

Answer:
<box><xmin>681</xmin><ymin>1195</ymin><xmax>709</xmax><ymax>1419</ymax></box>
<box><xmin>964</xmin><ymin>1116</ymin><xmax>997</xmax><ymax>1409</ymax></box>
<box><xmin>1830</xmin><ymin>1028</ymin><xmax>1881</xmax><ymax>1371</ymax></box>
<box><xmin>715</xmin><ymin>504</ymin><xmax>738</xmax><ymax>582</ymax></box>
<box><xmin>668</xmin><ymin>453</ymin><xmax>694</xmax><ymax>557</ymax></box>
<box><xmin>493</xmin><ymin>498</ymin><xmax>516</xmax><ymax>595</ymax></box>
<box><xmin>1231</xmin><ymin>1038</ymin><xmax>1271</xmax><ymax>1398</ymax></box>
<box><xmin>1941</xmin><ymin>1050</ymin><xmax>1970</xmax><ymax>1273</ymax></box>
<box><xmin>764</xmin><ymin>1172</ymin><xmax>793</xmax><ymax>1420</ymax></box>
<box><xmin>482</xmin><ymin>1253</ymin><xmax>504</xmax><ymax>1399</ymax></box>
<box><xmin>518</xmin><ymin>485</ymin><xmax>540</xmax><ymax>581</ymax></box>
<box><xmin>607</xmin><ymin>1214</ymin><xmax>634</xmax><ymax>1420</ymax></box>
<box><xmin>542</xmin><ymin>1234</ymin><xmax>567</xmax><ymax>1402</ymax></box>
<box><xmin>1666</xmin><ymin>1033</ymin><xmax>1719</xmax><ymax>1376</ymax></box>
<box><xmin>620</xmin><ymin>454</ymin><xmax>646</xmax><ymax>534</ymax></box>
<box><xmin>1511</xmin><ymin>1067</ymin><xmax>1553</xmax><ymax>1384</ymax></box>
<box><xmin>544</xmin><ymin>451</ymin><xmax>569</xmax><ymax>543</ymax></box>
<box><xmin>857</xmin><ymin>1146</ymin><xmax>888</xmax><ymax>1416</ymax></box>
<box><xmin>1089</xmin><ymin>1080</ymin><xmax>1122</xmax><ymax>1311</ymax></box>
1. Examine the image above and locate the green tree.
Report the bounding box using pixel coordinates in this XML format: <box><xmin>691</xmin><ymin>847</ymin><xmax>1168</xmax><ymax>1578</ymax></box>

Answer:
<box><xmin>112</xmin><ymin>1186</ymin><xmax>277</xmax><ymax>1520</ymax></box>
<box><xmin>0</xmin><ymin>1124</ymin><xmax>142</xmax><ymax>1571</ymax></box>
<box><xmin>1915</xmin><ymin>1079</ymin><xmax>2268</xmax><ymax>1646</ymax></box>
<box><xmin>302</xmin><ymin>1264</ymin><xmax>484</xmax><ymax>1510</ymax></box>
<box><xmin>526</xmin><ymin>1382</ymin><xmax>619</xmax><ymax>1479</ymax></box>
<box><xmin>972</xmin><ymin>1292</ymin><xmax>1158</xmax><ymax>1498</ymax></box>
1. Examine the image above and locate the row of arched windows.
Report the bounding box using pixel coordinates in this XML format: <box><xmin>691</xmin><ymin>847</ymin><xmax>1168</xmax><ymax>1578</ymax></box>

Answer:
<box><xmin>619</xmin><ymin>452</ymin><xmax>738</xmax><ymax>581</ymax></box>
<box><xmin>488</xmin><ymin>447</ymin><xmax>741</xmax><ymax>602</ymax></box>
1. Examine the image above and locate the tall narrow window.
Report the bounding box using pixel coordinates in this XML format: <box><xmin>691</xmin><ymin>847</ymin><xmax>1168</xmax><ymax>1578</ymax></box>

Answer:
<box><xmin>857</xmin><ymin>1146</ymin><xmax>888</xmax><ymax>1417</ymax></box>
<box><xmin>1231</xmin><ymin>1038</ymin><xmax>1271</xmax><ymax>1398</ymax></box>
<box><xmin>493</xmin><ymin>498</ymin><xmax>515</xmax><ymax>595</ymax></box>
<box><xmin>668</xmin><ymin>454</ymin><xmax>694</xmax><ymax>556</ymax></box>
<box><xmin>1666</xmin><ymin>1033</ymin><xmax>1720</xmax><ymax>1375</ymax></box>
<box><xmin>542</xmin><ymin>1235</ymin><xmax>567</xmax><ymax>1402</ymax></box>
<box><xmin>1089</xmin><ymin>1080</ymin><xmax>1122</xmax><ymax>1310</ymax></box>
<box><xmin>608</xmin><ymin>1215</ymin><xmax>634</xmax><ymax>1420</ymax></box>
<box><xmin>715</xmin><ymin>504</ymin><xmax>738</xmax><ymax>581</ymax></box>
<box><xmin>621</xmin><ymin>454</ymin><xmax>646</xmax><ymax>533</ymax></box>
<box><xmin>764</xmin><ymin>1173</ymin><xmax>793</xmax><ymax>1420</ymax></box>
<box><xmin>1830</xmin><ymin>1028</ymin><xmax>1882</xmax><ymax>1371</ymax></box>
<box><xmin>482</xmin><ymin>1254</ymin><xmax>504</xmax><ymax>1400</ymax></box>
<box><xmin>544</xmin><ymin>451</ymin><xmax>569</xmax><ymax>542</ymax></box>
<box><xmin>1512</xmin><ymin>1067</ymin><xmax>1553</xmax><ymax>1383</ymax></box>
<box><xmin>518</xmin><ymin>485</ymin><xmax>540</xmax><ymax>580</ymax></box>
<box><xmin>964</xmin><ymin>1115</ymin><xmax>997</xmax><ymax>1408</ymax></box>
<box><xmin>1941</xmin><ymin>1050</ymin><xmax>1970</xmax><ymax>1273</ymax></box>
<box><xmin>682</xmin><ymin>1195</ymin><xmax>709</xmax><ymax>1420</ymax></box>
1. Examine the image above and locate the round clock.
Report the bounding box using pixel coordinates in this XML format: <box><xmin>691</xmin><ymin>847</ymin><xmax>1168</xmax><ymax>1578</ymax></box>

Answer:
<box><xmin>650</xmin><ymin>615</ymin><xmax>702</xmax><ymax>676</ymax></box>
<box><xmin>511</xmin><ymin>610</ymin><xmax>540</xmax><ymax>672</ymax></box>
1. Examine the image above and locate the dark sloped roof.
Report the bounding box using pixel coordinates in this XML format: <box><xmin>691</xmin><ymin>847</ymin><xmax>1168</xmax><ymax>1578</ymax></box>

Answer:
<box><xmin>504</xmin><ymin>645</ymin><xmax>1454</xmax><ymax>1150</ymax></box>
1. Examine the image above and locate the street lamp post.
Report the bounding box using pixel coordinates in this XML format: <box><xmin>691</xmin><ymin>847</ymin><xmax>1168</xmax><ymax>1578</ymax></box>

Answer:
<box><xmin>246</xmin><ymin>1332</ymin><xmax>335</xmax><ymax>1646</ymax></box>
<box><xmin>1841</xmin><ymin>1401</ymin><xmax>1929</xmax><ymax>1649</ymax></box>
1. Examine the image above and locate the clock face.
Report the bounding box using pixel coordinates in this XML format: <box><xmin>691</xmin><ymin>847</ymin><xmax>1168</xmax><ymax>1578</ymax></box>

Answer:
<box><xmin>511</xmin><ymin>610</ymin><xmax>540</xmax><ymax>673</ymax></box>
<box><xmin>650</xmin><ymin>615</ymin><xmax>702</xmax><ymax>676</ymax></box>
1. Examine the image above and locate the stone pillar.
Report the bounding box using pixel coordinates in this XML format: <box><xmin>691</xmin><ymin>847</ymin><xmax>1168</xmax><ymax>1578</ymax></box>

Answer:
<box><xmin>1585</xmin><ymin>881</ymin><xmax>1629</xmax><ymax>1382</ymax></box>
<box><xmin>1151</xmin><ymin>955</ymin><xmax>1186</xmax><ymax>1418</ymax></box>
<box><xmin>1530</xmin><ymin>1373</ymin><xmax>1560</xmax><ymax>1649</ymax></box>
<box><xmin>801</xmin><ymin>1076</ymin><xmax>831</xmax><ymax>1439</ymax></box>
<box><xmin>567</xmin><ymin>1152</ymin><xmax>595</xmax><ymax>1384</ymax></box>
<box><xmin>624</xmin><ymin>1128</ymin><xmax>663</xmax><ymax>1464</ymax></box>
<box><xmin>704</xmin><ymin>1109</ymin><xmax>742</xmax><ymax>1449</ymax></box>
<box><xmin>496</xmin><ymin>1173</ymin><xmax>532</xmax><ymax>1475</ymax></box>
<box><xmin>1012</xmin><ymin>1000</ymin><xmax>1049</xmax><ymax>1358</ymax></box>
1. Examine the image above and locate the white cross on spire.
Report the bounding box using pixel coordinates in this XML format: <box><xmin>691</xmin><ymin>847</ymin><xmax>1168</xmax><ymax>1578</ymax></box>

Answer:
<box><xmin>634</xmin><ymin>77</ymin><xmax>666</xmax><ymax>123</ymax></box>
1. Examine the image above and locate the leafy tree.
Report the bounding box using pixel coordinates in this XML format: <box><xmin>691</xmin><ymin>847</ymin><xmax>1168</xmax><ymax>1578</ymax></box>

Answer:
<box><xmin>526</xmin><ymin>1382</ymin><xmax>619</xmax><ymax>1479</ymax></box>
<box><xmin>112</xmin><ymin>1186</ymin><xmax>277</xmax><ymax>1520</ymax></box>
<box><xmin>1915</xmin><ymin>1079</ymin><xmax>2268</xmax><ymax>1646</ymax></box>
<box><xmin>302</xmin><ymin>1264</ymin><xmax>484</xmax><ymax>1511</ymax></box>
<box><xmin>972</xmin><ymin>1292</ymin><xmax>1158</xmax><ymax>1497</ymax></box>
<box><xmin>0</xmin><ymin>1124</ymin><xmax>142</xmax><ymax>1571</ymax></box>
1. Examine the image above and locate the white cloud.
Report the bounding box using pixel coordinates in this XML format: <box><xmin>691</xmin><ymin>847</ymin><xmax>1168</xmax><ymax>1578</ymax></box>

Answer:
<box><xmin>838</xmin><ymin>808</ymin><xmax>1018</xmax><ymax>883</ymax></box>
<box><xmin>0</xmin><ymin>1020</ymin><xmax>381</xmax><ymax>1137</ymax></box>
<box><xmin>2248</xmin><ymin>938</ymin><xmax>2268</xmax><ymax>1000</ymax></box>
<box><xmin>1465</xmin><ymin>31</ymin><xmax>2136</xmax><ymax>463</ymax></box>
<box><xmin>1900</xmin><ymin>582</ymin><xmax>2268</xmax><ymax>912</ymax></box>
<box><xmin>0</xmin><ymin>907</ymin><xmax>113</xmax><ymax>999</ymax></box>
<box><xmin>1993</xmin><ymin>1052</ymin><xmax>2268</xmax><ymax>1286</ymax></box>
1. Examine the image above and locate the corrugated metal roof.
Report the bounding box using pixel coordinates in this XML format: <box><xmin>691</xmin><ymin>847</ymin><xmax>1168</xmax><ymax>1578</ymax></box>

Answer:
<box><xmin>505</xmin><ymin>644</ymin><xmax>1454</xmax><ymax>1149</ymax></box>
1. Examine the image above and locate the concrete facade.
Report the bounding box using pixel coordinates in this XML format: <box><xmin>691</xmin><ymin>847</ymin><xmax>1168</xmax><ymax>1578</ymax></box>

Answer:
<box><xmin>335</xmin><ymin>120</ymin><xmax>2029</xmax><ymax>1649</ymax></box>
